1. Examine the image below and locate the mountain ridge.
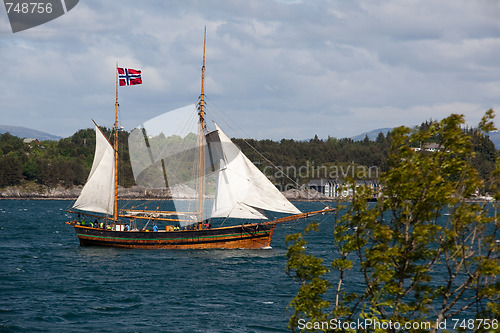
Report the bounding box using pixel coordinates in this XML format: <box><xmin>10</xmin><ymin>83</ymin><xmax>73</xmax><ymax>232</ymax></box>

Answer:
<box><xmin>0</xmin><ymin>125</ymin><xmax>61</xmax><ymax>141</ymax></box>
<box><xmin>350</xmin><ymin>128</ymin><xmax>393</xmax><ymax>141</ymax></box>
<box><xmin>352</xmin><ymin>127</ymin><xmax>500</xmax><ymax>150</ymax></box>
<box><xmin>2</xmin><ymin>124</ymin><xmax>499</xmax><ymax>149</ymax></box>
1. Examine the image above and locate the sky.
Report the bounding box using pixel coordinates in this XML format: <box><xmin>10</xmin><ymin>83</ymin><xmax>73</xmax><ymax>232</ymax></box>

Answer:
<box><xmin>1</xmin><ymin>0</ymin><xmax>499</xmax><ymax>140</ymax></box>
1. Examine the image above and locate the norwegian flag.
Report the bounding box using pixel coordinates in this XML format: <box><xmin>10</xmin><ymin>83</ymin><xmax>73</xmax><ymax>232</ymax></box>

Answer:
<box><xmin>118</xmin><ymin>68</ymin><xmax>142</xmax><ymax>86</ymax></box>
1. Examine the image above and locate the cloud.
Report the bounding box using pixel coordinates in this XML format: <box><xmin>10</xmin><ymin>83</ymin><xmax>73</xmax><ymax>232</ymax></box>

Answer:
<box><xmin>0</xmin><ymin>0</ymin><xmax>499</xmax><ymax>140</ymax></box>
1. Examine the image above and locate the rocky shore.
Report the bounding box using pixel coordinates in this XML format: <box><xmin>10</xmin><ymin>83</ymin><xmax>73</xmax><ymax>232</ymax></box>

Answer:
<box><xmin>0</xmin><ymin>184</ymin><xmax>328</xmax><ymax>201</ymax></box>
<box><xmin>0</xmin><ymin>184</ymin><xmax>81</xmax><ymax>199</ymax></box>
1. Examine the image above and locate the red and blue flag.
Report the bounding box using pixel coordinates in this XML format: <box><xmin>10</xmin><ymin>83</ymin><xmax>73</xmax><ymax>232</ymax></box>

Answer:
<box><xmin>118</xmin><ymin>68</ymin><xmax>142</xmax><ymax>86</ymax></box>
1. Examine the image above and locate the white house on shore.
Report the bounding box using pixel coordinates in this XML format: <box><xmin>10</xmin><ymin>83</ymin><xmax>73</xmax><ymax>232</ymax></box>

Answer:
<box><xmin>308</xmin><ymin>179</ymin><xmax>379</xmax><ymax>198</ymax></box>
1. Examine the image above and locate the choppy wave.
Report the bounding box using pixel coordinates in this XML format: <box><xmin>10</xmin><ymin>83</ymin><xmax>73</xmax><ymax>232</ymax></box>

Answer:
<box><xmin>0</xmin><ymin>200</ymin><xmax>331</xmax><ymax>332</ymax></box>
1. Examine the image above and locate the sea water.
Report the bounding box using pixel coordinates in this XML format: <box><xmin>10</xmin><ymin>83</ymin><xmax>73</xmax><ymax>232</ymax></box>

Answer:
<box><xmin>1</xmin><ymin>200</ymin><xmax>493</xmax><ymax>332</ymax></box>
<box><xmin>0</xmin><ymin>200</ymin><xmax>332</xmax><ymax>332</ymax></box>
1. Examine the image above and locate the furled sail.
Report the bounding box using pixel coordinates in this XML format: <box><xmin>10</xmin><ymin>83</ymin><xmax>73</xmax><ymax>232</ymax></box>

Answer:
<box><xmin>209</xmin><ymin>123</ymin><xmax>302</xmax><ymax>219</ymax></box>
<box><xmin>73</xmin><ymin>124</ymin><xmax>115</xmax><ymax>215</ymax></box>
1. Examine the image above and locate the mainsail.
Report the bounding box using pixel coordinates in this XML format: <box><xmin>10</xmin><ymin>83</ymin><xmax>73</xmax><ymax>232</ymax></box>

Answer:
<box><xmin>73</xmin><ymin>124</ymin><xmax>115</xmax><ymax>215</ymax></box>
<box><xmin>128</xmin><ymin>104</ymin><xmax>200</xmax><ymax>192</ymax></box>
<box><xmin>209</xmin><ymin>123</ymin><xmax>302</xmax><ymax>219</ymax></box>
<box><xmin>128</xmin><ymin>107</ymin><xmax>301</xmax><ymax>222</ymax></box>
<box><xmin>128</xmin><ymin>104</ymin><xmax>204</xmax><ymax>225</ymax></box>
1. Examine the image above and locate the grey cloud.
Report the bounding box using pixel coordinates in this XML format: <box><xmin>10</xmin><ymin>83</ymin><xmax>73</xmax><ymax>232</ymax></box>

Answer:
<box><xmin>0</xmin><ymin>0</ymin><xmax>498</xmax><ymax>140</ymax></box>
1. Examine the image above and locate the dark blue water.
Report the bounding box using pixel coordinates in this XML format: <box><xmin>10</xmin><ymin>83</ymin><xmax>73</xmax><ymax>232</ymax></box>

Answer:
<box><xmin>0</xmin><ymin>200</ymin><xmax>333</xmax><ymax>332</ymax></box>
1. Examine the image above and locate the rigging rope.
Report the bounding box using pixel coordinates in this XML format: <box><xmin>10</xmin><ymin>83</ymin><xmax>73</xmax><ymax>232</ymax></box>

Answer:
<box><xmin>204</xmin><ymin>96</ymin><xmax>333</xmax><ymax>208</ymax></box>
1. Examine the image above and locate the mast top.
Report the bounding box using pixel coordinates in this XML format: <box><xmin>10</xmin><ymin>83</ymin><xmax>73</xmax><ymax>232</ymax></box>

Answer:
<box><xmin>197</xmin><ymin>27</ymin><xmax>207</xmax><ymax>219</ymax></box>
<box><xmin>198</xmin><ymin>26</ymin><xmax>206</xmax><ymax>123</ymax></box>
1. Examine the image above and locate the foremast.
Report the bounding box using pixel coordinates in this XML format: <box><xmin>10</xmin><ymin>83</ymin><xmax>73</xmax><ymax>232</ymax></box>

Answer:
<box><xmin>113</xmin><ymin>64</ymin><xmax>120</xmax><ymax>222</ymax></box>
<box><xmin>197</xmin><ymin>26</ymin><xmax>207</xmax><ymax>220</ymax></box>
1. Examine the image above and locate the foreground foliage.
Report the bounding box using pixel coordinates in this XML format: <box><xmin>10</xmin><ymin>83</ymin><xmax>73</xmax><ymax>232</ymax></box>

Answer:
<box><xmin>286</xmin><ymin>111</ymin><xmax>500</xmax><ymax>332</ymax></box>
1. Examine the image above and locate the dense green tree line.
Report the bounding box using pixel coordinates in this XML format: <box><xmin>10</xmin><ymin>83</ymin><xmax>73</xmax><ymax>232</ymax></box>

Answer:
<box><xmin>0</xmin><ymin>122</ymin><xmax>497</xmax><ymax>189</ymax></box>
<box><xmin>234</xmin><ymin>125</ymin><xmax>497</xmax><ymax>187</ymax></box>
<box><xmin>0</xmin><ymin>128</ymin><xmax>134</xmax><ymax>188</ymax></box>
<box><xmin>234</xmin><ymin>132</ymin><xmax>390</xmax><ymax>173</ymax></box>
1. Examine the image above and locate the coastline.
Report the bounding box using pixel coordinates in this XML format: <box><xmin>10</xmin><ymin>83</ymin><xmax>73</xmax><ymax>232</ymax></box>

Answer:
<box><xmin>0</xmin><ymin>184</ymin><xmax>332</xmax><ymax>201</ymax></box>
<box><xmin>1</xmin><ymin>185</ymin><xmax>492</xmax><ymax>203</ymax></box>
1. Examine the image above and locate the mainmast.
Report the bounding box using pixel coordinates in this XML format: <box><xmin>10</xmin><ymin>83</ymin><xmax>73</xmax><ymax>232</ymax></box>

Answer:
<box><xmin>113</xmin><ymin>64</ymin><xmax>119</xmax><ymax>222</ymax></box>
<box><xmin>197</xmin><ymin>27</ymin><xmax>207</xmax><ymax>220</ymax></box>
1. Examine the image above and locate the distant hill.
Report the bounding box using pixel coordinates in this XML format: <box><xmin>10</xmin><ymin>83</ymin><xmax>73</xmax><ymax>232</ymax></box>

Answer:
<box><xmin>352</xmin><ymin>127</ymin><xmax>500</xmax><ymax>150</ymax></box>
<box><xmin>0</xmin><ymin>125</ymin><xmax>61</xmax><ymax>141</ymax></box>
<box><xmin>351</xmin><ymin>128</ymin><xmax>392</xmax><ymax>141</ymax></box>
<box><xmin>486</xmin><ymin>131</ymin><xmax>500</xmax><ymax>150</ymax></box>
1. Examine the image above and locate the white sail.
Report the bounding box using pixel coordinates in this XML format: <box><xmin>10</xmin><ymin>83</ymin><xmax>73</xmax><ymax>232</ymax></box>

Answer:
<box><xmin>128</xmin><ymin>104</ymin><xmax>199</xmax><ymax>186</ymax></box>
<box><xmin>128</xmin><ymin>105</ymin><xmax>203</xmax><ymax>225</ymax></box>
<box><xmin>73</xmin><ymin>125</ymin><xmax>115</xmax><ymax>215</ymax></box>
<box><xmin>210</xmin><ymin>123</ymin><xmax>301</xmax><ymax>219</ymax></box>
<box><xmin>127</xmin><ymin>107</ymin><xmax>302</xmax><ymax>222</ymax></box>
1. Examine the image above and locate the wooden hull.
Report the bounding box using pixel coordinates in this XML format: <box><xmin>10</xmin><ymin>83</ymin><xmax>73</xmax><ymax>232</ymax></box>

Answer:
<box><xmin>69</xmin><ymin>223</ymin><xmax>276</xmax><ymax>249</ymax></box>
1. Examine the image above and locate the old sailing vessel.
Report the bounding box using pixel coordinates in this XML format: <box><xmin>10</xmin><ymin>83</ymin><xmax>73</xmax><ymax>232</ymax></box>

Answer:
<box><xmin>66</xmin><ymin>31</ymin><xmax>334</xmax><ymax>249</ymax></box>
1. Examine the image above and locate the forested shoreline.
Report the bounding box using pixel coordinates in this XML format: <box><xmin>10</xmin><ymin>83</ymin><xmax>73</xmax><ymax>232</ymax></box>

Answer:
<box><xmin>0</xmin><ymin>122</ymin><xmax>497</xmax><ymax>197</ymax></box>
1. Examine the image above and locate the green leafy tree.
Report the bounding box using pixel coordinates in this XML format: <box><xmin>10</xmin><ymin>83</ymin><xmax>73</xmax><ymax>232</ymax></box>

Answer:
<box><xmin>286</xmin><ymin>110</ymin><xmax>500</xmax><ymax>332</ymax></box>
<box><xmin>286</xmin><ymin>222</ymin><xmax>332</xmax><ymax>329</ymax></box>
<box><xmin>0</xmin><ymin>153</ymin><xmax>23</xmax><ymax>186</ymax></box>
